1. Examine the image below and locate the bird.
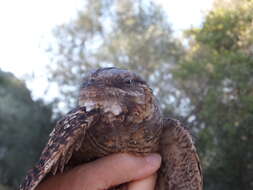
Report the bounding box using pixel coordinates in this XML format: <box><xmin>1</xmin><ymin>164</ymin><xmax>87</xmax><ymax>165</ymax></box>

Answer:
<box><xmin>19</xmin><ymin>67</ymin><xmax>203</xmax><ymax>190</ymax></box>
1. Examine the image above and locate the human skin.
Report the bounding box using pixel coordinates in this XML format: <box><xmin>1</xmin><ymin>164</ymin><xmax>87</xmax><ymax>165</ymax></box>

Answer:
<box><xmin>35</xmin><ymin>153</ymin><xmax>161</xmax><ymax>190</ymax></box>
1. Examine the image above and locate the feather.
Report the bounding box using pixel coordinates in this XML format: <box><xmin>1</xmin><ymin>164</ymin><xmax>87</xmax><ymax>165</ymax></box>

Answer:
<box><xmin>18</xmin><ymin>107</ymin><xmax>99</xmax><ymax>190</ymax></box>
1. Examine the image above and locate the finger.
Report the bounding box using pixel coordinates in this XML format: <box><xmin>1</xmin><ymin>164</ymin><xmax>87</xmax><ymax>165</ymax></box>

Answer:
<box><xmin>73</xmin><ymin>153</ymin><xmax>161</xmax><ymax>189</ymax></box>
<box><xmin>36</xmin><ymin>153</ymin><xmax>161</xmax><ymax>190</ymax></box>
<box><xmin>128</xmin><ymin>174</ymin><xmax>157</xmax><ymax>190</ymax></box>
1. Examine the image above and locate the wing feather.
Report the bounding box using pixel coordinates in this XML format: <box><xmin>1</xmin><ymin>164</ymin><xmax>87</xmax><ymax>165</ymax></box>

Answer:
<box><xmin>19</xmin><ymin>107</ymin><xmax>99</xmax><ymax>190</ymax></box>
<box><xmin>157</xmin><ymin>118</ymin><xmax>203</xmax><ymax>190</ymax></box>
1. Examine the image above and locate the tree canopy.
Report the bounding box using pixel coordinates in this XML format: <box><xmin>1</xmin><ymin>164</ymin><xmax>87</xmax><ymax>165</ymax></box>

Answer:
<box><xmin>174</xmin><ymin>0</ymin><xmax>253</xmax><ymax>189</ymax></box>
<box><xmin>0</xmin><ymin>70</ymin><xmax>54</xmax><ymax>188</ymax></box>
<box><xmin>49</xmin><ymin>0</ymin><xmax>184</xmax><ymax>112</ymax></box>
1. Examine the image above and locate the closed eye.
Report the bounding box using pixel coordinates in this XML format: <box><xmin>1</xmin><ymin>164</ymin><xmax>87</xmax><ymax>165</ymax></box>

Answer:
<box><xmin>124</xmin><ymin>78</ymin><xmax>146</xmax><ymax>85</ymax></box>
<box><xmin>125</xmin><ymin>79</ymin><xmax>132</xmax><ymax>85</ymax></box>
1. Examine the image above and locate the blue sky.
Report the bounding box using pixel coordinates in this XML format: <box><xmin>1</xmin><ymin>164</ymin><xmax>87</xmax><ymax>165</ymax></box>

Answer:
<box><xmin>0</xmin><ymin>0</ymin><xmax>213</xmax><ymax>100</ymax></box>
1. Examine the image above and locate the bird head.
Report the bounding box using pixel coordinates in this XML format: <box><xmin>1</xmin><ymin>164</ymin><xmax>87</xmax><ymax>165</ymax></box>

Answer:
<box><xmin>79</xmin><ymin>67</ymin><xmax>162</xmax><ymax>154</ymax></box>
<box><xmin>79</xmin><ymin>67</ymin><xmax>159</xmax><ymax>123</ymax></box>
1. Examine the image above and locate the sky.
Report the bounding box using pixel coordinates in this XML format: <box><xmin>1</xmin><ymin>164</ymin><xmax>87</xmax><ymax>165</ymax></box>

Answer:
<box><xmin>0</xmin><ymin>0</ymin><xmax>213</xmax><ymax>100</ymax></box>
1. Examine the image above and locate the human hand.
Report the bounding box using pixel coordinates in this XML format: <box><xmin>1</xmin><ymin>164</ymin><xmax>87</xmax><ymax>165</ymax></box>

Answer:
<box><xmin>35</xmin><ymin>153</ymin><xmax>161</xmax><ymax>190</ymax></box>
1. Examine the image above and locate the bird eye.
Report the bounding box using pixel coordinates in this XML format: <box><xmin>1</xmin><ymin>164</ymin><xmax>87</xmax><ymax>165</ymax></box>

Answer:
<box><xmin>125</xmin><ymin>79</ymin><xmax>132</xmax><ymax>84</ymax></box>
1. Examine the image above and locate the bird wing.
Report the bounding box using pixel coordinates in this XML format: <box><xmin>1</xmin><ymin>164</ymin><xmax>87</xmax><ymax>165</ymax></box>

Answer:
<box><xmin>19</xmin><ymin>107</ymin><xmax>100</xmax><ymax>190</ymax></box>
<box><xmin>157</xmin><ymin>118</ymin><xmax>203</xmax><ymax>190</ymax></box>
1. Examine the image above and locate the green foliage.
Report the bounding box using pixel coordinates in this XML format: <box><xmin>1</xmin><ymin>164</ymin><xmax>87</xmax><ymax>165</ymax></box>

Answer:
<box><xmin>175</xmin><ymin>1</ymin><xmax>253</xmax><ymax>189</ymax></box>
<box><xmin>49</xmin><ymin>0</ymin><xmax>184</xmax><ymax>111</ymax></box>
<box><xmin>0</xmin><ymin>70</ymin><xmax>54</xmax><ymax>188</ymax></box>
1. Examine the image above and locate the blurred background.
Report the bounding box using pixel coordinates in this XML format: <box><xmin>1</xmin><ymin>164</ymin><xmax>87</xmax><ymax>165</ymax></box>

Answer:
<box><xmin>0</xmin><ymin>0</ymin><xmax>252</xmax><ymax>189</ymax></box>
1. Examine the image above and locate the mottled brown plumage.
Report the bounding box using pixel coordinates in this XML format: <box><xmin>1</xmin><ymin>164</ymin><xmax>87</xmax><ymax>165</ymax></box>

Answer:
<box><xmin>19</xmin><ymin>67</ymin><xmax>202</xmax><ymax>190</ymax></box>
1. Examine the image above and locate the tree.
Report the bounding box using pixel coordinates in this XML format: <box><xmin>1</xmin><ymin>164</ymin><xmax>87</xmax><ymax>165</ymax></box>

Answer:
<box><xmin>174</xmin><ymin>0</ymin><xmax>253</xmax><ymax>189</ymax></box>
<box><xmin>0</xmin><ymin>70</ymin><xmax>54</xmax><ymax>188</ymax></box>
<box><xmin>48</xmin><ymin>0</ymin><xmax>184</xmax><ymax>112</ymax></box>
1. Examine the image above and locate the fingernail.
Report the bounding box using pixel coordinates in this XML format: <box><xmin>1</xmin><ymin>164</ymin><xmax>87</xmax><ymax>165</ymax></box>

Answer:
<box><xmin>145</xmin><ymin>153</ymin><xmax>161</xmax><ymax>167</ymax></box>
